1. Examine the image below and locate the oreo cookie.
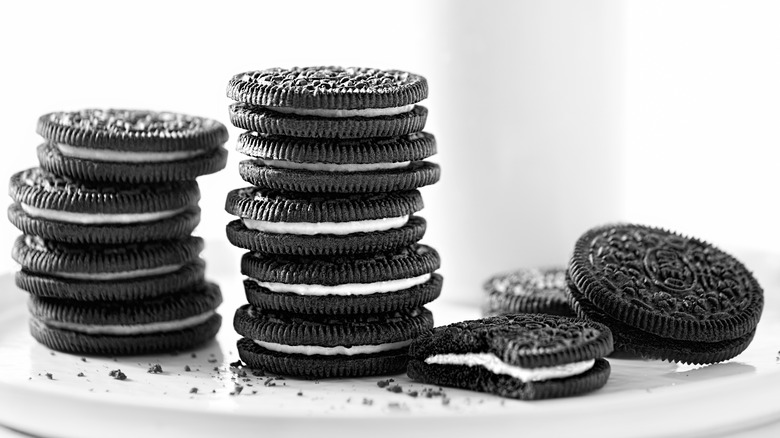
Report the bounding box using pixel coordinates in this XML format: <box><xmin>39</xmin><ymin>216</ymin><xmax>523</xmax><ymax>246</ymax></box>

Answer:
<box><xmin>241</xmin><ymin>244</ymin><xmax>441</xmax><ymax>314</ymax></box>
<box><xmin>567</xmin><ymin>223</ymin><xmax>764</xmax><ymax>364</ymax></box>
<box><xmin>36</xmin><ymin>109</ymin><xmax>228</xmax><ymax>183</ymax></box>
<box><xmin>13</xmin><ymin>235</ymin><xmax>204</xmax><ymax>301</ymax></box>
<box><xmin>8</xmin><ymin>168</ymin><xmax>201</xmax><ymax>244</ymax></box>
<box><xmin>226</xmin><ymin>67</ymin><xmax>428</xmax><ymax>139</ymax></box>
<box><xmin>483</xmin><ymin>267</ymin><xmax>575</xmax><ymax>317</ymax></box>
<box><xmin>225</xmin><ymin>187</ymin><xmax>426</xmax><ymax>256</ymax></box>
<box><xmin>408</xmin><ymin>314</ymin><xmax>613</xmax><ymax>400</ymax></box>
<box><xmin>28</xmin><ymin>282</ymin><xmax>222</xmax><ymax>355</ymax></box>
<box><xmin>234</xmin><ymin>305</ymin><xmax>433</xmax><ymax>378</ymax></box>
<box><xmin>234</xmin><ymin>131</ymin><xmax>439</xmax><ymax>193</ymax></box>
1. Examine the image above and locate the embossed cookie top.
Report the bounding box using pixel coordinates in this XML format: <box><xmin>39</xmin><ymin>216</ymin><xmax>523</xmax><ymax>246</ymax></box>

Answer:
<box><xmin>409</xmin><ymin>314</ymin><xmax>613</xmax><ymax>368</ymax></box>
<box><xmin>226</xmin><ymin>66</ymin><xmax>428</xmax><ymax>109</ymax></box>
<box><xmin>37</xmin><ymin>109</ymin><xmax>228</xmax><ymax>151</ymax></box>
<box><xmin>484</xmin><ymin>267</ymin><xmax>567</xmax><ymax>299</ymax></box>
<box><xmin>569</xmin><ymin>223</ymin><xmax>764</xmax><ymax>340</ymax></box>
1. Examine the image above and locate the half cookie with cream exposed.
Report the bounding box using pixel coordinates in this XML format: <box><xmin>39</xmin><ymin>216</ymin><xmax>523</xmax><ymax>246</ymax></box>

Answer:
<box><xmin>36</xmin><ymin>109</ymin><xmax>228</xmax><ymax>183</ymax></box>
<box><xmin>225</xmin><ymin>187</ymin><xmax>426</xmax><ymax>256</ymax></box>
<box><xmin>241</xmin><ymin>244</ymin><xmax>442</xmax><ymax>315</ymax></box>
<box><xmin>234</xmin><ymin>132</ymin><xmax>439</xmax><ymax>193</ymax></box>
<box><xmin>8</xmin><ymin>168</ymin><xmax>201</xmax><ymax>244</ymax></box>
<box><xmin>234</xmin><ymin>305</ymin><xmax>433</xmax><ymax>379</ymax></box>
<box><xmin>408</xmin><ymin>314</ymin><xmax>613</xmax><ymax>400</ymax></box>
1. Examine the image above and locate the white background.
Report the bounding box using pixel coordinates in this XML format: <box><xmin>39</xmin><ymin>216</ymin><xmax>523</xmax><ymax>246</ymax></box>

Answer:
<box><xmin>1</xmin><ymin>0</ymin><xmax>778</xmax><ymax>305</ymax></box>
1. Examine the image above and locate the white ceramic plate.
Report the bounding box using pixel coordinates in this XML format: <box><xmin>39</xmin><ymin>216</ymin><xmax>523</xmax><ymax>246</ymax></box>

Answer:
<box><xmin>1</xmin><ymin>250</ymin><xmax>779</xmax><ymax>438</ymax></box>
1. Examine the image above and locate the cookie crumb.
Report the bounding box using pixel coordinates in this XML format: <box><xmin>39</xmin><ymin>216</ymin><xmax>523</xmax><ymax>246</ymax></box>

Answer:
<box><xmin>230</xmin><ymin>385</ymin><xmax>244</xmax><ymax>396</ymax></box>
<box><xmin>109</xmin><ymin>369</ymin><xmax>127</xmax><ymax>380</ymax></box>
<box><xmin>362</xmin><ymin>398</ymin><xmax>374</xmax><ymax>406</ymax></box>
<box><xmin>184</xmin><ymin>365</ymin><xmax>191</xmax><ymax>372</ymax></box>
<box><xmin>147</xmin><ymin>364</ymin><xmax>163</xmax><ymax>374</ymax></box>
<box><xmin>251</xmin><ymin>369</ymin><xmax>265</xmax><ymax>377</ymax></box>
<box><xmin>191</xmin><ymin>353</ymin><xmax>197</xmax><ymax>358</ymax></box>
<box><xmin>407</xmin><ymin>390</ymin><xmax>418</xmax><ymax>397</ymax></box>
<box><xmin>297</xmin><ymin>391</ymin><xmax>303</xmax><ymax>396</ymax></box>
<box><xmin>229</xmin><ymin>360</ymin><xmax>244</xmax><ymax>368</ymax></box>
<box><xmin>49</xmin><ymin>351</ymin><xmax>55</xmax><ymax>356</ymax></box>
<box><xmin>80</xmin><ymin>357</ymin><xmax>87</xmax><ymax>362</ymax></box>
<box><xmin>77</xmin><ymin>372</ymin><xmax>85</xmax><ymax>377</ymax></box>
<box><xmin>45</xmin><ymin>373</ymin><xmax>53</xmax><ymax>380</ymax></box>
<box><xmin>190</xmin><ymin>387</ymin><xmax>198</xmax><ymax>394</ymax></box>
<box><xmin>387</xmin><ymin>385</ymin><xmax>403</xmax><ymax>393</ymax></box>
<box><xmin>376</xmin><ymin>379</ymin><xmax>391</xmax><ymax>388</ymax></box>
<box><xmin>207</xmin><ymin>358</ymin><xmax>218</xmax><ymax>363</ymax></box>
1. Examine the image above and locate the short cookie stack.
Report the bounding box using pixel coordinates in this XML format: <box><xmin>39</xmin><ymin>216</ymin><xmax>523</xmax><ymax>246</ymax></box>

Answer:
<box><xmin>224</xmin><ymin>67</ymin><xmax>442</xmax><ymax>378</ymax></box>
<box><xmin>8</xmin><ymin>109</ymin><xmax>228</xmax><ymax>355</ymax></box>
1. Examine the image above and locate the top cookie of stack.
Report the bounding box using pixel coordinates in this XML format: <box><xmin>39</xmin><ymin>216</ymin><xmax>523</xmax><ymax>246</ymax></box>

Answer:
<box><xmin>226</xmin><ymin>67</ymin><xmax>440</xmax><ymax>193</ymax></box>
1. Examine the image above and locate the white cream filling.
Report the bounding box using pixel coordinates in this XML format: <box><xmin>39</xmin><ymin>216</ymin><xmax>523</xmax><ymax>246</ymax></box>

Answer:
<box><xmin>425</xmin><ymin>353</ymin><xmax>595</xmax><ymax>382</ymax></box>
<box><xmin>250</xmin><ymin>273</ymin><xmax>431</xmax><ymax>296</ymax></box>
<box><xmin>258</xmin><ymin>159</ymin><xmax>410</xmax><ymax>172</ymax></box>
<box><xmin>21</xmin><ymin>204</ymin><xmax>187</xmax><ymax>224</ymax></box>
<box><xmin>254</xmin><ymin>339</ymin><xmax>412</xmax><ymax>356</ymax></box>
<box><xmin>242</xmin><ymin>214</ymin><xmax>409</xmax><ymax>235</ymax></box>
<box><xmin>51</xmin><ymin>264</ymin><xmax>182</xmax><ymax>281</ymax></box>
<box><xmin>45</xmin><ymin>310</ymin><xmax>216</xmax><ymax>335</ymax></box>
<box><xmin>270</xmin><ymin>104</ymin><xmax>414</xmax><ymax>118</ymax></box>
<box><xmin>57</xmin><ymin>143</ymin><xmax>207</xmax><ymax>163</ymax></box>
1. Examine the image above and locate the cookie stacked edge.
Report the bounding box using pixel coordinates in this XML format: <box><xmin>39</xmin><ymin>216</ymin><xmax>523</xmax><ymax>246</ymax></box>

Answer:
<box><xmin>8</xmin><ymin>109</ymin><xmax>228</xmax><ymax>355</ymax></box>
<box><xmin>224</xmin><ymin>66</ymin><xmax>442</xmax><ymax>378</ymax></box>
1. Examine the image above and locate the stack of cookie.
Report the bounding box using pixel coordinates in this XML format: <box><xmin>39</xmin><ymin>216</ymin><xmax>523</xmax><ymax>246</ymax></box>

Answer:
<box><xmin>224</xmin><ymin>67</ymin><xmax>442</xmax><ymax>378</ymax></box>
<box><xmin>8</xmin><ymin>109</ymin><xmax>228</xmax><ymax>355</ymax></box>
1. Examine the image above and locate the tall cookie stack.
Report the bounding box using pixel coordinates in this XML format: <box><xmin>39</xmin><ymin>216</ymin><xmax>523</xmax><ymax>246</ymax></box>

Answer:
<box><xmin>224</xmin><ymin>67</ymin><xmax>442</xmax><ymax>378</ymax></box>
<box><xmin>8</xmin><ymin>109</ymin><xmax>228</xmax><ymax>355</ymax></box>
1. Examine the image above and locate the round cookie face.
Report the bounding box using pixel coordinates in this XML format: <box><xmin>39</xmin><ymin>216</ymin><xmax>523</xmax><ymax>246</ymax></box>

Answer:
<box><xmin>8</xmin><ymin>168</ymin><xmax>202</xmax><ymax>244</ymax></box>
<box><xmin>568</xmin><ymin>224</ymin><xmax>764</xmax><ymax>343</ymax></box>
<box><xmin>407</xmin><ymin>314</ymin><xmax>613</xmax><ymax>400</ymax></box>
<box><xmin>226</xmin><ymin>67</ymin><xmax>428</xmax><ymax>110</ymax></box>
<box><xmin>37</xmin><ymin>109</ymin><xmax>228</xmax><ymax>152</ymax></box>
<box><xmin>483</xmin><ymin>267</ymin><xmax>574</xmax><ymax>317</ymax></box>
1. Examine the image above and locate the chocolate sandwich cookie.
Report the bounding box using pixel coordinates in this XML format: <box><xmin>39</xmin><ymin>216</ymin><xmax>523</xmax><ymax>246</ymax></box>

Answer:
<box><xmin>567</xmin><ymin>223</ymin><xmax>764</xmax><ymax>364</ymax></box>
<box><xmin>408</xmin><ymin>314</ymin><xmax>613</xmax><ymax>400</ymax></box>
<box><xmin>8</xmin><ymin>168</ymin><xmax>201</xmax><ymax>244</ymax></box>
<box><xmin>28</xmin><ymin>282</ymin><xmax>222</xmax><ymax>355</ymax></box>
<box><xmin>36</xmin><ymin>109</ymin><xmax>228</xmax><ymax>183</ymax></box>
<box><xmin>225</xmin><ymin>187</ymin><xmax>427</xmax><ymax>256</ymax></box>
<box><xmin>234</xmin><ymin>305</ymin><xmax>433</xmax><ymax>379</ymax></box>
<box><xmin>241</xmin><ymin>244</ymin><xmax>442</xmax><ymax>315</ymax></box>
<box><xmin>483</xmin><ymin>267</ymin><xmax>575</xmax><ymax>317</ymax></box>
<box><xmin>13</xmin><ymin>235</ymin><xmax>205</xmax><ymax>301</ymax></box>
<box><xmin>226</xmin><ymin>67</ymin><xmax>428</xmax><ymax>138</ymax></box>
<box><xmin>234</xmin><ymin>131</ymin><xmax>440</xmax><ymax>193</ymax></box>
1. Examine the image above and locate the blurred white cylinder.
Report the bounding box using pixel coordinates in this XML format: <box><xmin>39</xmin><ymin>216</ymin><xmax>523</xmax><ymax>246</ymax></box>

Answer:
<box><xmin>424</xmin><ymin>0</ymin><xmax>625</xmax><ymax>305</ymax></box>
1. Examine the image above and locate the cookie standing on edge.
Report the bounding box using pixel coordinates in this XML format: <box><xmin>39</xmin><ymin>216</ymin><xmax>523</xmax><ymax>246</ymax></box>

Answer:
<box><xmin>225</xmin><ymin>187</ymin><xmax>427</xmax><ymax>256</ymax></box>
<box><xmin>8</xmin><ymin>168</ymin><xmax>201</xmax><ymax>244</ymax></box>
<box><xmin>483</xmin><ymin>267</ymin><xmax>575</xmax><ymax>317</ymax></box>
<box><xmin>567</xmin><ymin>223</ymin><xmax>764</xmax><ymax>365</ymax></box>
<box><xmin>407</xmin><ymin>314</ymin><xmax>613</xmax><ymax>400</ymax></box>
<box><xmin>234</xmin><ymin>305</ymin><xmax>433</xmax><ymax>379</ymax></box>
<box><xmin>36</xmin><ymin>109</ymin><xmax>229</xmax><ymax>183</ymax></box>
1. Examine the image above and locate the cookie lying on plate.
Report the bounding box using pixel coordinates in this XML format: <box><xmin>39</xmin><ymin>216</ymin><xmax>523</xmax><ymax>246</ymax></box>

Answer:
<box><xmin>29</xmin><ymin>282</ymin><xmax>222</xmax><ymax>355</ymax></box>
<box><xmin>225</xmin><ymin>187</ymin><xmax>426</xmax><ymax>256</ymax></box>
<box><xmin>567</xmin><ymin>223</ymin><xmax>764</xmax><ymax>364</ymax></box>
<box><xmin>37</xmin><ymin>109</ymin><xmax>228</xmax><ymax>183</ymax></box>
<box><xmin>234</xmin><ymin>305</ymin><xmax>433</xmax><ymax>379</ymax></box>
<box><xmin>12</xmin><ymin>235</ymin><xmax>205</xmax><ymax>301</ymax></box>
<box><xmin>8</xmin><ymin>168</ymin><xmax>201</xmax><ymax>244</ymax></box>
<box><xmin>407</xmin><ymin>314</ymin><xmax>613</xmax><ymax>400</ymax></box>
<box><xmin>241</xmin><ymin>244</ymin><xmax>442</xmax><ymax>315</ymax></box>
<box><xmin>483</xmin><ymin>267</ymin><xmax>575</xmax><ymax>317</ymax></box>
